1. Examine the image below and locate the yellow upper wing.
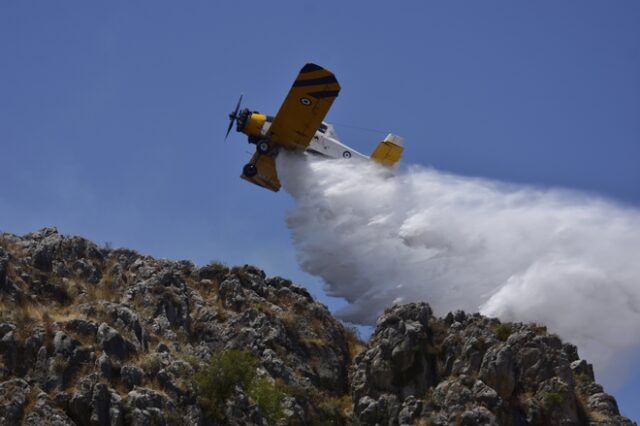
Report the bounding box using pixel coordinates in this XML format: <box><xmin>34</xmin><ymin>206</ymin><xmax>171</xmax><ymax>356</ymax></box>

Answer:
<box><xmin>267</xmin><ymin>63</ymin><xmax>341</xmax><ymax>150</ymax></box>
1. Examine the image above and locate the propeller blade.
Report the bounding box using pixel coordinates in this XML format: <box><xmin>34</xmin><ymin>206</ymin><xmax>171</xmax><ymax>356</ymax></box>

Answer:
<box><xmin>225</xmin><ymin>94</ymin><xmax>243</xmax><ymax>140</ymax></box>
<box><xmin>233</xmin><ymin>94</ymin><xmax>243</xmax><ymax>116</ymax></box>
<box><xmin>225</xmin><ymin>119</ymin><xmax>234</xmax><ymax>139</ymax></box>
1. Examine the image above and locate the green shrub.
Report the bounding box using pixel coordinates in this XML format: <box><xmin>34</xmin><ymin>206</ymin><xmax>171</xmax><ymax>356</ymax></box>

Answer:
<box><xmin>195</xmin><ymin>349</ymin><xmax>290</xmax><ymax>424</ymax></box>
<box><xmin>543</xmin><ymin>391</ymin><xmax>564</xmax><ymax>408</ymax></box>
<box><xmin>492</xmin><ymin>323</ymin><xmax>513</xmax><ymax>341</ymax></box>
<box><xmin>195</xmin><ymin>349</ymin><xmax>258</xmax><ymax>420</ymax></box>
<box><xmin>248</xmin><ymin>377</ymin><xmax>285</xmax><ymax>424</ymax></box>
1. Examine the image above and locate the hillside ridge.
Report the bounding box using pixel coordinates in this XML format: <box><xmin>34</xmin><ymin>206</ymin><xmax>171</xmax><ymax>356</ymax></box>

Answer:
<box><xmin>0</xmin><ymin>228</ymin><xmax>634</xmax><ymax>425</ymax></box>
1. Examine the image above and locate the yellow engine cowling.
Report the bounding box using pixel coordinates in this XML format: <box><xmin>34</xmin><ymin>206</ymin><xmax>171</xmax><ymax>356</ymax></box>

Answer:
<box><xmin>243</xmin><ymin>113</ymin><xmax>267</xmax><ymax>138</ymax></box>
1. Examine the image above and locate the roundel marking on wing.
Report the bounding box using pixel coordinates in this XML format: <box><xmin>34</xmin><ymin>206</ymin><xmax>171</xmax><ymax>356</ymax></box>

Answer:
<box><xmin>343</xmin><ymin>151</ymin><xmax>352</xmax><ymax>159</ymax></box>
<box><xmin>299</xmin><ymin>97</ymin><xmax>312</xmax><ymax>106</ymax></box>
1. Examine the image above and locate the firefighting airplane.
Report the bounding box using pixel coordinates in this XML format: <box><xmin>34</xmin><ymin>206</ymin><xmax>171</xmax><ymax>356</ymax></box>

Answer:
<box><xmin>225</xmin><ymin>63</ymin><xmax>404</xmax><ymax>192</ymax></box>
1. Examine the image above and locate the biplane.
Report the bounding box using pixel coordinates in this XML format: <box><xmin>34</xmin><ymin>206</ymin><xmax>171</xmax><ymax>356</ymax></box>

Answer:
<box><xmin>225</xmin><ymin>63</ymin><xmax>404</xmax><ymax>192</ymax></box>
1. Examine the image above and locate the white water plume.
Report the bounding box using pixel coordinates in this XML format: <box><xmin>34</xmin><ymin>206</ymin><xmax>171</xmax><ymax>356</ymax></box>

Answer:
<box><xmin>277</xmin><ymin>152</ymin><xmax>640</xmax><ymax>371</ymax></box>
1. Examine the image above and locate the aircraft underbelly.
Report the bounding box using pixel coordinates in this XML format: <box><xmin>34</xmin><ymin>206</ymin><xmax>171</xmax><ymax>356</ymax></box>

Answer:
<box><xmin>306</xmin><ymin>133</ymin><xmax>366</xmax><ymax>160</ymax></box>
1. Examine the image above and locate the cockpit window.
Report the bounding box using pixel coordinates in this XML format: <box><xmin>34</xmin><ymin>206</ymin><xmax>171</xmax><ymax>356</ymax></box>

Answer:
<box><xmin>318</xmin><ymin>123</ymin><xmax>328</xmax><ymax>134</ymax></box>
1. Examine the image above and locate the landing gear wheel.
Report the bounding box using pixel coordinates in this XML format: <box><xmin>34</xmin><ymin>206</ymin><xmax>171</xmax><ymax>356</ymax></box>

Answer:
<box><xmin>243</xmin><ymin>163</ymin><xmax>257</xmax><ymax>177</ymax></box>
<box><xmin>256</xmin><ymin>140</ymin><xmax>271</xmax><ymax>155</ymax></box>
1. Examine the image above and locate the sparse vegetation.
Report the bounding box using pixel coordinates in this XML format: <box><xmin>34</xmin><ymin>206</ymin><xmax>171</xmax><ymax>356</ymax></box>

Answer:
<box><xmin>0</xmin><ymin>233</ymin><xmax>22</xmax><ymax>256</ymax></box>
<box><xmin>532</xmin><ymin>323</ymin><xmax>548</xmax><ymax>335</ymax></box>
<box><xmin>588</xmin><ymin>408</ymin><xmax>609</xmax><ymax>422</ymax></box>
<box><xmin>195</xmin><ymin>349</ymin><xmax>258</xmax><ymax>421</ymax></box>
<box><xmin>206</xmin><ymin>260</ymin><xmax>228</xmax><ymax>270</ymax></box>
<box><xmin>52</xmin><ymin>356</ymin><xmax>69</xmax><ymax>374</ymax></box>
<box><xmin>182</xmin><ymin>354</ymin><xmax>202</xmax><ymax>371</ymax></box>
<box><xmin>231</xmin><ymin>266</ymin><xmax>254</xmax><ymax>287</ymax></box>
<box><xmin>492</xmin><ymin>322</ymin><xmax>513</xmax><ymax>341</ymax></box>
<box><xmin>543</xmin><ymin>391</ymin><xmax>564</xmax><ymax>408</ymax></box>
<box><xmin>317</xmin><ymin>394</ymin><xmax>353</xmax><ymax>419</ymax></box>
<box><xmin>248</xmin><ymin>301</ymin><xmax>276</xmax><ymax>316</ymax></box>
<box><xmin>137</xmin><ymin>353</ymin><xmax>162</xmax><ymax>377</ymax></box>
<box><xmin>429</xmin><ymin>319</ymin><xmax>450</xmax><ymax>358</ymax></box>
<box><xmin>248</xmin><ymin>377</ymin><xmax>285</xmax><ymax>425</ymax></box>
<box><xmin>470</xmin><ymin>336</ymin><xmax>488</xmax><ymax>353</ymax></box>
<box><xmin>22</xmin><ymin>384</ymin><xmax>41</xmax><ymax>420</ymax></box>
<box><xmin>195</xmin><ymin>349</ymin><xmax>288</xmax><ymax>424</ymax></box>
<box><xmin>4</xmin><ymin>301</ymin><xmax>79</xmax><ymax>340</ymax></box>
<box><xmin>424</xmin><ymin>388</ymin><xmax>434</xmax><ymax>402</ymax></box>
<box><xmin>300</xmin><ymin>337</ymin><xmax>328</xmax><ymax>348</ymax></box>
<box><xmin>85</xmin><ymin>267</ymin><xmax>120</xmax><ymax>303</ymax></box>
<box><xmin>0</xmin><ymin>228</ymin><xmax>632</xmax><ymax>425</ymax></box>
<box><xmin>343</xmin><ymin>324</ymin><xmax>365</xmax><ymax>360</ymax></box>
<box><xmin>279</xmin><ymin>310</ymin><xmax>300</xmax><ymax>337</ymax></box>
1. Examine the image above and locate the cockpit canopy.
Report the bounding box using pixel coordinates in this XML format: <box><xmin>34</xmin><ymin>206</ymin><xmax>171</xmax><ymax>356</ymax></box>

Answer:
<box><xmin>318</xmin><ymin>122</ymin><xmax>338</xmax><ymax>139</ymax></box>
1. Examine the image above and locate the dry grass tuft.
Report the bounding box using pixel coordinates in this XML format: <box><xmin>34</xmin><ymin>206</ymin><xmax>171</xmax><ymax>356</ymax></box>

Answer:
<box><xmin>214</xmin><ymin>297</ymin><xmax>229</xmax><ymax>321</ymax></box>
<box><xmin>84</xmin><ymin>270</ymin><xmax>120</xmax><ymax>303</ymax></box>
<box><xmin>2</xmin><ymin>301</ymin><xmax>82</xmax><ymax>340</ymax></box>
<box><xmin>136</xmin><ymin>352</ymin><xmax>162</xmax><ymax>377</ymax></box>
<box><xmin>21</xmin><ymin>384</ymin><xmax>41</xmax><ymax>420</ymax></box>
<box><xmin>318</xmin><ymin>394</ymin><xmax>353</xmax><ymax>419</ymax></box>
<box><xmin>343</xmin><ymin>325</ymin><xmax>365</xmax><ymax>360</ymax></box>
<box><xmin>588</xmin><ymin>409</ymin><xmax>608</xmax><ymax>422</ymax></box>
<box><xmin>279</xmin><ymin>311</ymin><xmax>299</xmax><ymax>337</ymax></box>
<box><xmin>531</xmin><ymin>323</ymin><xmax>548</xmax><ymax>335</ymax></box>
<box><xmin>299</xmin><ymin>337</ymin><xmax>327</xmax><ymax>349</ymax></box>
<box><xmin>0</xmin><ymin>234</ymin><xmax>23</xmax><ymax>256</ymax></box>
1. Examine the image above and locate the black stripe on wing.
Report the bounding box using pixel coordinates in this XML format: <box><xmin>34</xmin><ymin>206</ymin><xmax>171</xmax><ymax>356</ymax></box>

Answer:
<box><xmin>300</xmin><ymin>63</ymin><xmax>323</xmax><ymax>73</ymax></box>
<box><xmin>293</xmin><ymin>75</ymin><xmax>338</xmax><ymax>87</ymax></box>
<box><xmin>307</xmin><ymin>90</ymin><xmax>340</xmax><ymax>99</ymax></box>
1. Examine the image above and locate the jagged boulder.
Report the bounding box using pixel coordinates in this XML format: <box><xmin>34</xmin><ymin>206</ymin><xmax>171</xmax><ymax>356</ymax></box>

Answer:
<box><xmin>588</xmin><ymin>392</ymin><xmax>621</xmax><ymax>416</ymax></box>
<box><xmin>68</xmin><ymin>374</ymin><xmax>123</xmax><ymax>426</ymax></box>
<box><xmin>352</xmin><ymin>302</ymin><xmax>436</xmax><ymax>422</ymax></box>
<box><xmin>351</xmin><ymin>304</ymin><xmax>636</xmax><ymax>426</ymax></box>
<box><xmin>30</xmin><ymin>227</ymin><xmax>63</xmax><ymax>272</ymax></box>
<box><xmin>121</xmin><ymin>364</ymin><xmax>144</xmax><ymax>391</ymax></box>
<box><xmin>0</xmin><ymin>325</ymin><xmax>18</xmax><ymax>376</ymax></box>
<box><xmin>97</xmin><ymin>322</ymin><xmax>136</xmax><ymax>360</ymax></box>
<box><xmin>0</xmin><ymin>378</ymin><xmax>31</xmax><ymax>425</ymax></box>
<box><xmin>66</xmin><ymin>318</ymin><xmax>99</xmax><ymax>337</ymax></box>
<box><xmin>126</xmin><ymin>387</ymin><xmax>177</xmax><ymax>425</ymax></box>
<box><xmin>478</xmin><ymin>343</ymin><xmax>516</xmax><ymax>399</ymax></box>
<box><xmin>0</xmin><ymin>247</ymin><xmax>9</xmax><ymax>289</ymax></box>
<box><xmin>23</xmin><ymin>391</ymin><xmax>76</xmax><ymax>426</ymax></box>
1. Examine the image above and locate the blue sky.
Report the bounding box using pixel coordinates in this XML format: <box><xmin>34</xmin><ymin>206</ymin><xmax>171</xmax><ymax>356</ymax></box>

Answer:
<box><xmin>1</xmin><ymin>1</ymin><xmax>639</xmax><ymax>419</ymax></box>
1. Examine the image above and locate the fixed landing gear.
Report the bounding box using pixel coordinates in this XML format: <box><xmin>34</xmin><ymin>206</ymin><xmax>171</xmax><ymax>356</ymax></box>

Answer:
<box><xmin>243</xmin><ymin>163</ymin><xmax>257</xmax><ymax>177</ymax></box>
<box><xmin>243</xmin><ymin>139</ymin><xmax>275</xmax><ymax>178</ymax></box>
<box><xmin>256</xmin><ymin>140</ymin><xmax>271</xmax><ymax>155</ymax></box>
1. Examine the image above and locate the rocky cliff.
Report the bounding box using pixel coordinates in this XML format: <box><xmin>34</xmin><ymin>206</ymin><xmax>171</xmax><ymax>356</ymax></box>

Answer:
<box><xmin>0</xmin><ymin>228</ymin><xmax>634</xmax><ymax>425</ymax></box>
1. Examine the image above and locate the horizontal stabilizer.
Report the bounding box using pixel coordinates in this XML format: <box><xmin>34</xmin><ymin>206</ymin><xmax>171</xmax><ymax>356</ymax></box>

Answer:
<box><xmin>371</xmin><ymin>134</ymin><xmax>404</xmax><ymax>166</ymax></box>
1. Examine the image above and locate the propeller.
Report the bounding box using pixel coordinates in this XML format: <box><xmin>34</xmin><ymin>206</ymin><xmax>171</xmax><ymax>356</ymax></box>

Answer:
<box><xmin>225</xmin><ymin>95</ymin><xmax>243</xmax><ymax>140</ymax></box>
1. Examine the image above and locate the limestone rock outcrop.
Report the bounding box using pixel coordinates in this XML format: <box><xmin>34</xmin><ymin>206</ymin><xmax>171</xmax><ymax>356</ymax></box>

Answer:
<box><xmin>0</xmin><ymin>228</ymin><xmax>634</xmax><ymax>425</ymax></box>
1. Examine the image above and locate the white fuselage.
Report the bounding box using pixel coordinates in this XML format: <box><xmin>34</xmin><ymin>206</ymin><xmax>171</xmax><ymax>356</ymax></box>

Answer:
<box><xmin>260</xmin><ymin>121</ymin><xmax>367</xmax><ymax>161</ymax></box>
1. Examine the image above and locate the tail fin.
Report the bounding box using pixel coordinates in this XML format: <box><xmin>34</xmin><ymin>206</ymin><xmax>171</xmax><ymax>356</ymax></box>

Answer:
<box><xmin>370</xmin><ymin>133</ymin><xmax>404</xmax><ymax>166</ymax></box>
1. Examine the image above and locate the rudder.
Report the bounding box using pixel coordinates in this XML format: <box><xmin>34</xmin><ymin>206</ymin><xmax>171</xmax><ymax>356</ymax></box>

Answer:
<box><xmin>371</xmin><ymin>134</ymin><xmax>404</xmax><ymax>166</ymax></box>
